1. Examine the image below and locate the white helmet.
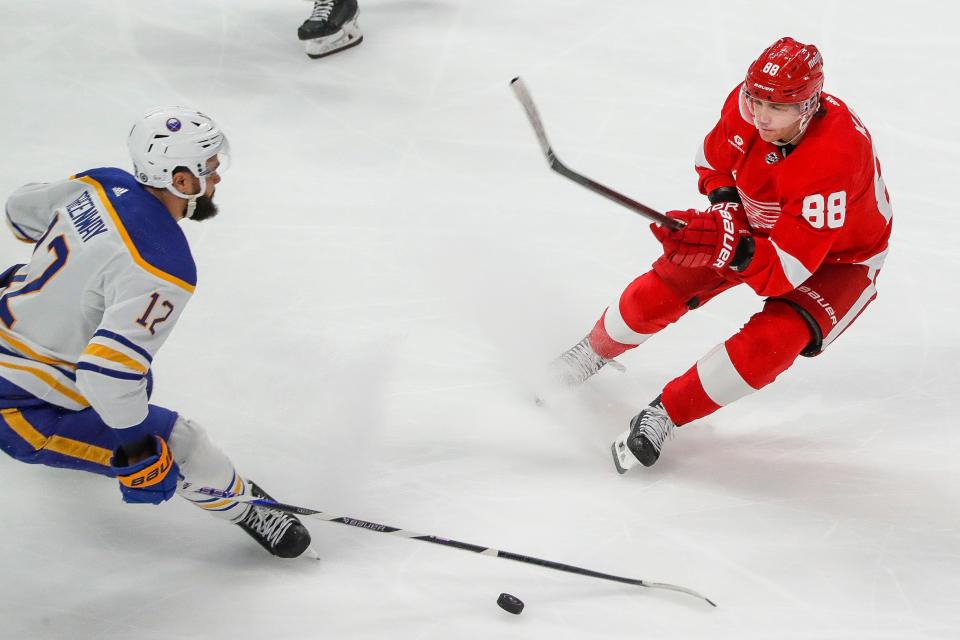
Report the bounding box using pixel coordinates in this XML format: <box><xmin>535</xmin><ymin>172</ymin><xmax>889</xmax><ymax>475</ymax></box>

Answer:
<box><xmin>128</xmin><ymin>106</ymin><xmax>230</xmax><ymax>207</ymax></box>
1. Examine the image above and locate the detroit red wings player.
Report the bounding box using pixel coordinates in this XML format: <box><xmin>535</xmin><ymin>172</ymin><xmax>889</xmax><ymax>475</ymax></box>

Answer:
<box><xmin>551</xmin><ymin>37</ymin><xmax>893</xmax><ymax>473</ymax></box>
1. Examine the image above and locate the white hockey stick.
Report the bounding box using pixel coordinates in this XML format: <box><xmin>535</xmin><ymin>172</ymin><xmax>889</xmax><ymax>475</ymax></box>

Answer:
<box><xmin>510</xmin><ymin>77</ymin><xmax>684</xmax><ymax>230</ymax></box>
<box><xmin>183</xmin><ymin>483</ymin><xmax>716</xmax><ymax>607</ymax></box>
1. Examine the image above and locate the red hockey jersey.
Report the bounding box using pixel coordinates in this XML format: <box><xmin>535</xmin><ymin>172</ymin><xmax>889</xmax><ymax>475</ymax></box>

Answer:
<box><xmin>695</xmin><ymin>86</ymin><xmax>892</xmax><ymax>296</ymax></box>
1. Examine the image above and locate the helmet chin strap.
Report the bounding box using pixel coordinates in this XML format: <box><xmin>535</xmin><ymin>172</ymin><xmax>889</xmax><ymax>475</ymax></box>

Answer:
<box><xmin>772</xmin><ymin>128</ymin><xmax>805</xmax><ymax>147</ymax></box>
<box><xmin>771</xmin><ymin>96</ymin><xmax>819</xmax><ymax>147</ymax></box>
<box><xmin>165</xmin><ymin>176</ymin><xmax>207</xmax><ymax>219</ymax></box>
<box><xmin>753</xmin><ymin>115</ymin><xmax>805</xmax><ymax>147</ymax></box>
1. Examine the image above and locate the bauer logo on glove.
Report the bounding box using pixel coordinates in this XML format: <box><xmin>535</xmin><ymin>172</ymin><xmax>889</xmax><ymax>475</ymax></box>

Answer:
<box><xmin>712</xmin><ymin>203</ymin><xmax>740</xmax><ymax>270</ymax></box>
<box><xmin>651</xmin><ymin>202</ymin><xmax>754</xmax><ymax>273</ymax></box>
<box><xmin>118</xmin><ymin>439</ymin><xmax>173</xmax><ymax>487</ymax></box>
<box><xmin>111</xmin><ymin>435</ymin><xmax>180</xmax><ymax>504</ymax></box>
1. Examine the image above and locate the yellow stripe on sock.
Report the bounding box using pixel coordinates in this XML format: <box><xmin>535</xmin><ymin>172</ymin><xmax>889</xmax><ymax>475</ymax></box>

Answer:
<box><xmin>195</xmin><ymin>474</ymin><xmax>244</xmax><ymax>510</ymax></box>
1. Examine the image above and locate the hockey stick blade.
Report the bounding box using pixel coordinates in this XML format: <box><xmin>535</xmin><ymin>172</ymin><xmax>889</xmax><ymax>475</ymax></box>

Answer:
<box><xmin>182</xmin><ymin>483</ymin><xmax>716</xmax><ymax>607</ymax></box>
<box><xmin>509</xmin><ymin>76</ymin><xmax>558</xmax><ymax>166</ymax></box>
<box><xmin>510</xmin><ymin>77</ymin><xmax>683</xmax><ymax>230</ymax></box>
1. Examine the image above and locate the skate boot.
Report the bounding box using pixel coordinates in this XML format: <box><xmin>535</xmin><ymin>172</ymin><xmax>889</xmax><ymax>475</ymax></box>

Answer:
<box><xmin>298</xmin><ymin>0</ymin><xmax>363</xmax><ymax>59</ymax></box>
<box><xmin>550</xmin><ymin>336</ymin><xmax>624</xmax><ymax>386</ymax></box>
<box><xmin>236</xmin><ymin>481</ymin><xmax>312</xmax><ymax>558</ymax></box>
<box><xmin>612</xmin><ymin>396</ymin><xmax>675</xmax><ymax>473</ymax></box>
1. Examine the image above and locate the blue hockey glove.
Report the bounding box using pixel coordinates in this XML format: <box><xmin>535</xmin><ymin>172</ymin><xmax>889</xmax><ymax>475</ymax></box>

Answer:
<box><xmin>111</xmin><ymin>435</ymin><xmax>180</xmax><ymax>505</ymax></box>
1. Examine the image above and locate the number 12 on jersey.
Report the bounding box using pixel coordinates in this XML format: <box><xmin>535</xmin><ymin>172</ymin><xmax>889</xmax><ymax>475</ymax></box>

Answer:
<box><xmin>136</xmin><ymin>292</ymin><xmax>174</xmax><ymax>335</ymax></box>
<box><xmin>0</xmin><ymin>234</ymin><xmax>70</xmax><ymax>328</ymax></box>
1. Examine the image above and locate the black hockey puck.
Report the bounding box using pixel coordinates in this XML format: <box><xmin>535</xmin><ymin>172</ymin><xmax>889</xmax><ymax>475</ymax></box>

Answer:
<box><xmin>497</xmin><ymin>592</ymin><xmax>524</xmax><ymax>615</ymax></box>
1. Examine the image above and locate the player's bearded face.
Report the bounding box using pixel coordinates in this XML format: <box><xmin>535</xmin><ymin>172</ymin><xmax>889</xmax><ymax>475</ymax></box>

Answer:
<box><xmin>190</xmin><ymin>194</ymin><xmax>219</xmax><ymax>221</ymax></box>
<box><xmin>189</xmin><ymin>158</ymin><xmax>221</xmax><ymax>221</ymax></box>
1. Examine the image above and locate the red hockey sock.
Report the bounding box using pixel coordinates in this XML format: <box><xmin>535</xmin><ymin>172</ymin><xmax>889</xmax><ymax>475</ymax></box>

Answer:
<box><xmin>661</xmin><ymin>301</ymin><xmax>812</xmax><ymax>425</ymax></box>
<box><xmin>588</xmin><ymin>271</ymin><xmax>689</xmax><ymax>359</ymax></box>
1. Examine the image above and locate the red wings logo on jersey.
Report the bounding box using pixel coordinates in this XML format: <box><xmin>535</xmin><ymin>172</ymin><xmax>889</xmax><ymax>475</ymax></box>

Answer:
<box><xmin>739</xmin><ymin>191</ymin><xmax>782</xmax><ymax>230</ymax></box>
<box><xmin>695</xmin><ymin>86</ymin><xmax>892</xmax><ymax>299</ymax></box>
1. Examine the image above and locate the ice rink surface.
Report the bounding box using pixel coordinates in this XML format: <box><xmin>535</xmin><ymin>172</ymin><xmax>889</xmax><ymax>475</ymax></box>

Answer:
<box><xmin>1</xmin><ymin>1</ymin><xmax>958</xmax><ymax>638</ymax></box>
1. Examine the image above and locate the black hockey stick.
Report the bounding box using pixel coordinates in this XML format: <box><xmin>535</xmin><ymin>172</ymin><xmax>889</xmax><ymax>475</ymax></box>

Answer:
<box><xmin>182</xmin><ymin>483</ymin><xmax>716</xmax><ymax>607</ymax></box>
<box><xmin>510</xmin><ymin>77</ymin><xmax>684</xmax><ymax>230</ymax></box>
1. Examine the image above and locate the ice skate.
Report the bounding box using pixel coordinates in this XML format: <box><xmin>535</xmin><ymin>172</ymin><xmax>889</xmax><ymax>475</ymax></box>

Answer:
<box><xmin>549</xmin><ymin>336</ymin><xmax>624</xmax><ymax>387</ymax></box>
<box><xmin>612</xmin><ymin>396</ymin><xmax>675</xmax><ymax>473</ymax></box>
<box><xmin>298</xmin><ymin>0</ymin><xmax>363</xmax><ymax>59</ymax></box>
<box><xmin>236</xmin><ymin>481</ymin><xmax>313</xmax><ymax>558</ymax></box>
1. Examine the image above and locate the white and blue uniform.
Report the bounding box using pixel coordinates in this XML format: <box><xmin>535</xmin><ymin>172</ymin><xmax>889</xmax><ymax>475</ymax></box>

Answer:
<box><xmin>1</xmin><ymin>168</ymin><xmax>246</xmax><ymax>519</ymax></box>
<box><xmin>2</xmin><ymin>167</ymin><xmax>194</xmax><ymax>429</ymax></box>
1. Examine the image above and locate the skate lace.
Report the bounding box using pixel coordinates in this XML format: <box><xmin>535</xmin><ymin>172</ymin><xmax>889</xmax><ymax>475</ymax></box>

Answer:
<box><xmin>560</xmin><ymin>338</ymin><xmax>607</xmax><ymax>380</ymax></box>
<box><xmin>245</xmin><ymin>506</ymin><xmax>296</xmax><ymax>548</ymax></box>
<box><xmin>635</xmin><ymin>403</ymin><xmax>674</xmax><ymax>453</ymax></box>
<box><xmin>309</xmin><ymin>0</ymin><xmax>335</xmax><ymax>21</ymax></box>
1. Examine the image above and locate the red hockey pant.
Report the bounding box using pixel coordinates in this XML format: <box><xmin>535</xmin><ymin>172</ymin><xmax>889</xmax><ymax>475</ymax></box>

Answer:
<box><xmin>588</xmin><ymin>256</ymin><xmax>882</xmax><ymax>425</ymax></box>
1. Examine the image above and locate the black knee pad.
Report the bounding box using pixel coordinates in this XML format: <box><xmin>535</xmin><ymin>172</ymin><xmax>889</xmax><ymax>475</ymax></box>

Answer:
<box><xmin>765</xmin><ymin>298</ymin><xmax>823</xmax><ymax>357</ymax></box>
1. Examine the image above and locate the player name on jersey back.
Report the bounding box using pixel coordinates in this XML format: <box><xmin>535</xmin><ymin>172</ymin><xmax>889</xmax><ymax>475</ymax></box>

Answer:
<box><xmin>64</xmin><ymin>191</ymin><xmax>108</xmax><ymax>243</ymax></box>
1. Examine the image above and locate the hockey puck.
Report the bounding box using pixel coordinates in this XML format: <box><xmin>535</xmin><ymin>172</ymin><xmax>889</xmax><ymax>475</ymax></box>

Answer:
<box><xmin>497</xmin><ymin>592</ymin><xmax>524</xmax><ymax>615</ymax></box>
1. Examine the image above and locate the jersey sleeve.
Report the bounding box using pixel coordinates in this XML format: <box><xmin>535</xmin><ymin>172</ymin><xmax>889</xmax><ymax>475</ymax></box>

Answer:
<box><xmin>75</xmin><ymin>261</ymin><xmax>192</xmax><ymax>432</ymax></box>
<box><xmin>734</xmin><ymin>214</ymin><xmax>835</xmax><ymax>296</ymax></box>
<box><xmin>4</xmin><ymin>180</ymin><xmax>81</xmax><ymax>243</ymax></box>
<box><xmin>695</xmin><ymin>88</ymin><xmax>742</xmax><ymax>196</ymax></box>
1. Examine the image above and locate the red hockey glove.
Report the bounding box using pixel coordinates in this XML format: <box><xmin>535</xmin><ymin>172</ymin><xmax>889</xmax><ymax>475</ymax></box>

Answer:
<box><xmin>651</xmin><ymin>202</ymin><xmax>754</xmax><ymax>271</ymax></box>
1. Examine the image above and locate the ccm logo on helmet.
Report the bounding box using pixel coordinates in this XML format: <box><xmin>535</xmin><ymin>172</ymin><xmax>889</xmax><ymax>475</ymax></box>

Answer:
<box><xmin>710</xmin><ymin>203</ymin><xmax>739</xmax><ymax>269</ymax></box>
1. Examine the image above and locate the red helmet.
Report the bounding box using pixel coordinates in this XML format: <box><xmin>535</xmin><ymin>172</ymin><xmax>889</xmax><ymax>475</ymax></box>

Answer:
<box><xmin>743</xmin><ymin>37</ymin><xmax>824</xmax><ymax>104</ymax></box>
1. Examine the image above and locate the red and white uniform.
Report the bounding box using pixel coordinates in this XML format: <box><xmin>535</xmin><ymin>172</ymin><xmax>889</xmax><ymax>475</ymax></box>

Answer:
<box><xmin>696</xmin><ymin>86</ymin><xmax>892</xmax><ymax>296</ymax></box>
<box><xmin>587</xmin><ymin>86</ymin><xmax>893</xmax><ymax>426</ymax></box>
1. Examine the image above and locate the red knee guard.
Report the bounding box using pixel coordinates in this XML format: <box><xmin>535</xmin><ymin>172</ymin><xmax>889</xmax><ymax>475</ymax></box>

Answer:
<box><xmin>588</xmin><ymin>271</ymin><xmax>689</xmax><ymax>359</ymax></box>
<box><xmin>661</xmin><ymin>301</ymin><xmax>812</xmax><ymax>425</ymax></box>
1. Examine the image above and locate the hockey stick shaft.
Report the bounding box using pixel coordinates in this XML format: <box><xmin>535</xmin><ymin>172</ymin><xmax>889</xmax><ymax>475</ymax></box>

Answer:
<box><xmin>181</xmin><ymin>484</ymin><xmax>715</xmax><ymax>607</ymax></box>
<box><xmin>510</xmin><ymin>77</ymin><xmax>684</xmax><ymax>230</ymax></box>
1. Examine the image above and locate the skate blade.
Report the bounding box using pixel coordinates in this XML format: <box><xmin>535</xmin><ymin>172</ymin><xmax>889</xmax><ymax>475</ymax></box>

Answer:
<box><xmin>305</xmin><ymin>545</ymin><xmax>321</xmax><ymax>561</ymax></box>
<box><xmin>612</xmin><ymin>442</ymin><xmax>629</xmax><ymax>474</ymax></box>
<box><xmin>304</xmin><ymin>17</ymin><xmax>363</xmax><ymax>59</ymax></box>
<box><xmin>611</xmin><ymin>431</ymin><xmax>639</xmax><ymax>474</ymax></box>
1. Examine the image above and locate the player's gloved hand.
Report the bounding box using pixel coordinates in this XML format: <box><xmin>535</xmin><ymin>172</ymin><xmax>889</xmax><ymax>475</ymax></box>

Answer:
<box><xmin>651</xmin><ymin>202</ymin><xmax>754</xmax><ymax>272</ymax></box>
<box><xmin>111</xmin><ymin>435</ymin><xmax>179</xmax><ymax>505</ymax></box>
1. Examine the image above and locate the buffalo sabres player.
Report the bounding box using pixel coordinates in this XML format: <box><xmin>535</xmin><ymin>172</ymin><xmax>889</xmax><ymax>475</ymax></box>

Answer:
<box><xmin>0</xmin><ymin>107</ymin><xmax>311</xmax><ymax>558</ymax></box>
<box><xmin>298</xmin><ymin>0</ymin><xmax>362</xmax><ymax>59</ymax></box>
<box><xmin>552</xmin><ymin>37</ymin><xmax>892</xmax><ymax>473</ymax></box>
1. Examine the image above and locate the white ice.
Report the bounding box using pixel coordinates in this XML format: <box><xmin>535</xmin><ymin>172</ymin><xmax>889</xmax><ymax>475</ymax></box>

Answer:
<box><xmin>1</xmin><ymin>1</ymin><xmax>958</xmax><ymax>638</ymax></box>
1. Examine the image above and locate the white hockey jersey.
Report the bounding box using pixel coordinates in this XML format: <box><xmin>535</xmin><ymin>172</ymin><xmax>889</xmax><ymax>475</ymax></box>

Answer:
<box><xmin>0</xmin><ymin>167</ymin><xmax>195</xmax><ymax>431</ymax></box>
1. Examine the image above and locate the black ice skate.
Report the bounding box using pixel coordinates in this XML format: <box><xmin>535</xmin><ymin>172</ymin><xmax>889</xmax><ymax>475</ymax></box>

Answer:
<box><xmin>237</xmin><ymin>481</ymin><xmax>312</xmax><ymax>558</ymax></box>
<box><xmin>550</xmin><ymin>336</ymin><xmax>624</xmax><ymax>386</ymax></box>
<box><xmin>612</xmin><ymin>396</ymin><xmax>675</xmax><ymax>473</ymax></box>
<box><xmin>298</xmin><ymin>0</ymin><xmax>363</xmax><ymax>59</ymax></box>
